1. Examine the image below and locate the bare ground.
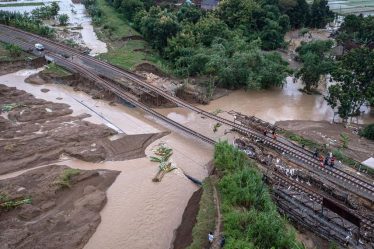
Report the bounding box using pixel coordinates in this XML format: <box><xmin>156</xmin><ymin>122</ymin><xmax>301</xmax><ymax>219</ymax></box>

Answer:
<box><xmin>0</xmin><ymin>165</ymin><xmax>119</xmax><ymax>249</ymax></box>
<box><xmin>276</xmin><ymin>120</ymin><xmax>374</xmax><ymax>162</ymax></box>
<box><xmin>0</xmin><ymin>59</ymin><xmax>43</xmax><ymax>76</ymax></box>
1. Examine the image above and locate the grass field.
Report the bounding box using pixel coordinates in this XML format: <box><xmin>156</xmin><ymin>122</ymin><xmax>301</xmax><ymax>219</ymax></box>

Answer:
<box><xmin>94</xmin><ymin>0</ymin><xmax>168</xmax><ymax>71</ymax></box>
<box><xmin>42</xmin><ymin>63</ymin><xmax>72</xmax><ymax>77</ymax></box>
<box><xmin>0</xmin><ymin>42</ymin><xmax>34</xmax><ymax>62</ymax></box>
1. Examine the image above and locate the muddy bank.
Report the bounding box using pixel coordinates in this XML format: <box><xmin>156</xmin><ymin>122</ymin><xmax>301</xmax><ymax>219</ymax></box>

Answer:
<box><xmin>0</xmin><ymin>84</ymin><xmax>116</xmax><ymax>174</ymax></box>
<box><xmin>0</xmin><ymin>165</ymin><xmax>119</xmax><ymax>249</ymax></box>
<box><xmin>276</xmin><ymin>120</ymin><xmax>374</xmax><ymax>161</ymax></box>
<box><xmin>172</xmin><ymin>188</ymin><xmax>203</xmax><ymax>249</ymax></box>
<box><xmin>0</xmin><ymin>84</ymin><xmax>166</xmax><ymax>174</ymax></box>
<box><xmin>0</xmin><ymin>58</ymin><xmax>44</xmax><ymax>76</ymax></box>
<box><xmin>26</xmin><ymin>71</ymin><xmax>116</xmax><ymax>102</ymax></box>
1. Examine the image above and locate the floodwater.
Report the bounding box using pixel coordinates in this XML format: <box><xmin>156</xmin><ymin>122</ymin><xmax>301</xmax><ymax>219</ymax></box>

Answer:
<box><xmin>201</xmin><ymin>77</ymin><xmax>374</xmax><ymax>124</ymax></box>
<box><xmin>158</xmin><ymin>77</ymin><xmax>373</xmax><ymax>126</ymax></box>
<box><xmin>0</xmin><ymin>68</ymin><xmax>160</xmax><ymax>134</ymax></box>
<box><xmin>0</xmin><ymin>0</ymin><xmax>107</xmax><ymax>55</ymax></box>
<box><xmin>0</xmin><ymin>68</ymin><xmax>213</xmax><ymax>249</ymax></box>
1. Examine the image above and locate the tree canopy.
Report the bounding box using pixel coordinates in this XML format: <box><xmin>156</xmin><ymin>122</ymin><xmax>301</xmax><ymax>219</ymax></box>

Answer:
<box><xmin>96</xmin><ymin>0</ymin><xmax>339</xmax><ymax>92</ymax></box>
<box><xmin>295</xmin><ymin>40</ymin><xmax>334</xmax><ymax>92</ymax></box>
<box><xmin>308</xmin><ymin>0</ymin><xmax>334</xmax><ymax>28</ymax></box>
<box><xmin>326</xmin><ymin>48</ymin><xmax>374</xmax><ymax>121</ymax></box>
<box><xmin>336</xmin><ymin>15</ymin><xmax>374</xmax><ymax>49</ymax></box>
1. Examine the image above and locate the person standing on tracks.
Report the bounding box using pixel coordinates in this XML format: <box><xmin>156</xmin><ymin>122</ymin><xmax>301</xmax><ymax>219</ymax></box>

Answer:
<box><xmin>313</xmin><ymin>148</ymin><xmax>319</xmax><ymax>158</ymax></box>
<box><xmin>324</xmin><ymin>155</ymin><xmax>329</xmax><ymax>166</ymax></box>
<box><xmin>330</xmin><ymin>156</ymin><xmax>335</xmax><ymax>167</ymax></box>
<box><xmin>319</xmin><ymin>155</ymin><xmax>324</xmax><ymax>167</ymax></box>
<box><xmin>263</xmin><ymin>129</ymin><xmax>267</xmax><ymax>137</ymax></box>
<box><xmin>272</xmin><ymin>130</ymin><xmax>277</xmax><ymax>140</ymax></box>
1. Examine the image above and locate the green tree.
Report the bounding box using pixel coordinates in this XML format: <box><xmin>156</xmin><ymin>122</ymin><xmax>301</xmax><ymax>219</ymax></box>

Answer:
<box><xmin>260</xmin><ymin>19</ymin><xmax>285</xmax><ymax>50</ymax></box>
<box><xmin>359</xmin><ymin>124</ymin><xmax>374</xmax><ymax>140</ymax></box>
<box><xmin>120</xmin><ymin>0</ymin><xmax>144</xmax><ymax>20</ymax></box>
<box><xmin>5</xmin><ymin>43</ymin><xmax>22</xmax><ymax>57</ymax></box>
<box><xmin>336</xmin><ymin>15</ymin><xmax>374</xmax><ymax>48</ymax></box>
<box><xmin>50</xmin><ymin>2</ymin><xmax>60</xmax><ymax>16</ymax></box>
<box><xmin>58</xmin><ymin>14</ymin><xmax>69</xmax><ymax>25</ymax></box>
<box><xmin>296</xmin><ymin>40</ymin><xmax>333</xmax><ymax>92</ymax></box>
<box><xmin>216</xmin><ymin>0</ymin><xmax>261</xmax><ymax>29</ymax></box>
<box><xmin>308</xmin><ymin>0</ymin><xmax>334</xmax><ymax>28</ymax></box>
<box><xmin>326</xmin><ymin>48</ymin><xmax>374</xmax><ymax>121</ymax></box>
<box><xmin>194</xmin><ymin>15</ymin><xmax>231</xmax><ymax>46</ymax></box>
<box><xmin>137</xmin><ymin>6</ymin><xmax>179</xmax><ymax>52</ymax></box>
<box><xmin>296</xmin><ymin>53</ymin><xmax>324</xmax><ymax>91</ymax></box>
<box><xmin>297</xmin><ymin>40</ymin><xmax>334</xmax><ymax>59</ymax></box>
<box><xmin>283</xmin><ymin>0</ymin><xmax>310</xmax><ymax>28</ymax></box>
<box><xmin>177</xmin><ymin>4</ymin><xmax>202</xmax><ymax>24</ymax></box>
<box><xmin>207</xmin><ymin>39</ymin><xmax>290</xmax><ymax>89</ymax></box>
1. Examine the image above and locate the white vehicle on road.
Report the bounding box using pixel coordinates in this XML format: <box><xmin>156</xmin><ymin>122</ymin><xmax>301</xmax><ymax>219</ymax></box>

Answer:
<box><xmin>34</xmin><ymin>43</ymin><xmax>44</xmax><ymax>51</ymax></box>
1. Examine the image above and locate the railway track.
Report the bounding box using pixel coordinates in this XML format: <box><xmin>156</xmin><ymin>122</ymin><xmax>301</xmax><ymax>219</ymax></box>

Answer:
<box><xmin>53</xmin><ymin>54</ymin><xmax>217</xmax><ymax>145</ymax></box>
<box><xmin>1</xmin><ymin>25</ymin><xmax>373</xmax><ymax>201</ymax></box>
<box><xmin>271</xmin><ymin>170</ymin><xmax>374</xmax><ymax>232</ymax></box>
<box><xmin>0</xmin><ymin>34</ymin><xmax>216</xmax><ymax>146</ymax></box>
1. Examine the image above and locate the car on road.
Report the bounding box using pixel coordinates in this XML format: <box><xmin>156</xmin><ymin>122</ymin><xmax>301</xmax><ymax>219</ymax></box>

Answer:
<box><xmin>34</xmin><ymin>43</ymin><xmax>44</xmax><ymax>51</ymax></box>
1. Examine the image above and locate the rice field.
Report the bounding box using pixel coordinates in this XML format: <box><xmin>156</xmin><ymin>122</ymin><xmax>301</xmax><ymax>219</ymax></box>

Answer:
<box><xmin>307</xmin><ymin>0</ymin><xmax>374</xmax><ymax>16</ymax></box>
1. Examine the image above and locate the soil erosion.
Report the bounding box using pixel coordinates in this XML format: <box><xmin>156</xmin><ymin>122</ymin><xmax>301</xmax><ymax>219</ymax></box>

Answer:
<box><xmin>0</xmin><ymin>165</ymin><xmax>119</xmax><ymax>249</ymax></box>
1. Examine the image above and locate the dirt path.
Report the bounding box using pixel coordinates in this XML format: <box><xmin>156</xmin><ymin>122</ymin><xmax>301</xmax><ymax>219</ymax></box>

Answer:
<box><xmin>276</xmin><ymin>120</ymin><xmax>374</xmax><ymax>162</ymax></box>
<box><xmin>211</xmin><ymin>181</ymin><xmax>223</xmax><ymax>249</ymax></box>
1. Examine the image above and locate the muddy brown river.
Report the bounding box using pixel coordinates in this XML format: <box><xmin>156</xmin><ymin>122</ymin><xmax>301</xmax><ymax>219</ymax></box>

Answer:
<box><xmin>159</xmin><ymin>77</ymin><xmax>373</xmax><ymax>125</ymax></box>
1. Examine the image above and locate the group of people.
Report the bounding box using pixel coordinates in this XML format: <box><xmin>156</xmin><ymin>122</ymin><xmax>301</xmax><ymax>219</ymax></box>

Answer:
<box><xmin>313</xmin><ymin>149</ymin><xmax>336</xmax><ymax>167</ymax></box>
<box><xmin>208</xmin><ymin>232</ymin><xmax>225</xmax><ymax>248</ymax></box>
<box><xmin>263</xmin><ymin>129</ymin><xmax>277</xmax><ymax>140</ymax></box>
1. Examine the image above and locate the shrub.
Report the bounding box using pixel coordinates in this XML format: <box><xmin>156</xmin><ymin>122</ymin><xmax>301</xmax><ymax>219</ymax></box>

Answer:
<box><xmin>55</xmin><ymin>168</ymin><xmax>81</xmax><ymax>188</ymax></box>
<box><xmin>4</xmin><ymin>44</ymin><xmax>22</xmax><ymax>57</ymax></box>
<box><xmin>340</xmin><ymin>132</ymin><xmax>350</xmax><ymax>148</ymax></box>
<box><xmin>214</xmin><ymin>141</ymin><xmax>302</xmax><ymax>249</ymax></box>
<box><xmin>58</xmin><ymin>14</ymin><xmax>69</xmax><ymax>26</ymax></box>
<box><xmin>360</xmin><ymin>124</ymin><xmax>374</xmax><ymax>140</ymax></box>
<box><xmin>0</xmin><ymin>193</ymin><xmax>32</xmax><ymax>211</ymax></box>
